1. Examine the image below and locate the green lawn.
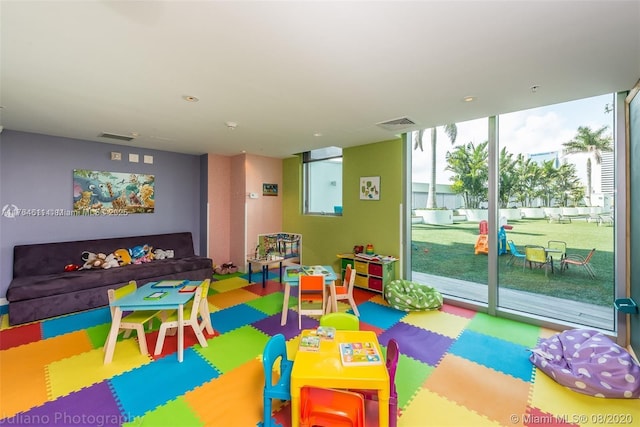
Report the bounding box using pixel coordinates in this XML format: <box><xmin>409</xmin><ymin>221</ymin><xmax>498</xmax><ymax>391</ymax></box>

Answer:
<box><xmin>411</xmin><ymin>218</ymin><xmax>614</xmax><ymax>306</ymax></box>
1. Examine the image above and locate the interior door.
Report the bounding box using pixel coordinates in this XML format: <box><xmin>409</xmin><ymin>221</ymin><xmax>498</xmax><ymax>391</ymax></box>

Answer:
<box><xmin>627</xmin><ymin>81</ymin><xmax>639</xmax><ymax>357</ymax></box>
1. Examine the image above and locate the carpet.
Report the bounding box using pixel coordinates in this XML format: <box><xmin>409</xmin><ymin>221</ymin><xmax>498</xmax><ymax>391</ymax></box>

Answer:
<box><xmin>1</xmin><ymin>272</ymin><xmax>638</xmax><ymax>426</ymax></box>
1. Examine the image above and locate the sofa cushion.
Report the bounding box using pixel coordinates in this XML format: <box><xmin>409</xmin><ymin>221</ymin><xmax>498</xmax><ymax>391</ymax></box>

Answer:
<box><xmin>7</xmin><ymin>257</ymin><xmax>212</xmax><ymax>302</ymax></box>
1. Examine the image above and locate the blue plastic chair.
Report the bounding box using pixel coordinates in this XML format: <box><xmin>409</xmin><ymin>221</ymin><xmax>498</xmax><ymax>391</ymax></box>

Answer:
<box><xmin>507</xmin><ymin>240</ymin><xmax>526</xmax><ymax>266</ymax></box>
<box><xmin>258</xmin><ymin>334</ymin><xmax>293</xmax><ymax>427</ymax></box>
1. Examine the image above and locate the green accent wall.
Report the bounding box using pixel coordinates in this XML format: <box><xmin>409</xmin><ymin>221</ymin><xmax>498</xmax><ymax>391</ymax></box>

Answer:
<box><xmin>282</xmin><ymin>138</ymin><xmax>403</xmax><ymax>276</ymax></box>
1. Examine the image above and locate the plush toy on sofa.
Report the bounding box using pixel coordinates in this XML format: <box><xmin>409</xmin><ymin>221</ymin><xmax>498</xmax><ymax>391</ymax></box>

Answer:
<box><xmin>79</xmin><ymin>251</ymin><xmax>120</xmax><ymax>270</ymax></box>
<box><xmin>113</xmin><ymin>248</ymin><xmax>132</xmax><ymax>266</ymax></box>
<box><xmin>130</xmin><ymin>244</ymin><xmax>153</xmax><ymax>264</ymax></box>
<box><xmin>154</xmin><ymin>248</ymin><xmax>174</xmax><ymax>260</ymax></box>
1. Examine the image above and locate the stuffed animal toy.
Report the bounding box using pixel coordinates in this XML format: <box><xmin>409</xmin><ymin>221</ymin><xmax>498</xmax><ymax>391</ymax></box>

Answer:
<box><xmin>79</xmin><ymin>251</ymin><xmax>108</xmax><ymax>270</ymax></box>
<box><xmin>64</xmin><ymin>264</ymin><xmax>80</xmax><ymax>272</ymax></box>
<box><xmin>129</xmin><ymin>244</ymin><xmax>152</xmax><ymax>263</ymax></box>
<box><xmin>102</xmin><ymin>253</ymin><xmax>120</xmax><ymax>269</ymax></box>
<box><xmin>154</xmin><ymin>248</ymin><xmax>175</xmax><ymax>260</ymax></box>
<box><xmin>114</xmin><ymin>248</ymin><xmax>132</xmax><ymax>266</ymax></box>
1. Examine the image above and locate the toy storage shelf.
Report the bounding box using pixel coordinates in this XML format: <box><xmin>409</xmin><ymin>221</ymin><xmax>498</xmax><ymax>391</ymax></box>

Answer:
<box><xmin>337</xmin><ymin>253</ymin><xmax>397</xmax><ymax>294</ymax></box>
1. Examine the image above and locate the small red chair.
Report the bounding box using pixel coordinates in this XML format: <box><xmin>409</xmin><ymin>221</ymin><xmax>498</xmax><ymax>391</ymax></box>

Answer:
<box><xmin>300</xmin><ymin>386</ymin><xmax>365</xmax><ymax>427</ymax></box>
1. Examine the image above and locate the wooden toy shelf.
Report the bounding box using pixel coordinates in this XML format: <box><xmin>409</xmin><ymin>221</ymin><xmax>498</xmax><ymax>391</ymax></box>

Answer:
<box><xmin>337</xmin><ymin>253</ymin><xmax>397</xmax><ymax>294</ymax></box>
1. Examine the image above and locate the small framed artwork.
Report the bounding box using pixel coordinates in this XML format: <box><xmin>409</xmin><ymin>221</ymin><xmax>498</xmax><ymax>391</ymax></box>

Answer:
<box><xmin>360</xmin><ymin>176</ymin><xmax>380</xmax><ymax>200</ymax></box>
<box><xmin>263</xmin><ymin>183</ymin><xmax>278</xmax><ymax>196</ymax></box>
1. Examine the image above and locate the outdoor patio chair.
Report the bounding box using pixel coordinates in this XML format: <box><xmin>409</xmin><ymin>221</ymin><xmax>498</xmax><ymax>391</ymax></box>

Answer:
<box><xmin>524</xmin><ymin>245</ymin><xmax>553</xmax><ymax>276</ymax></box>
<box><xmin>507</xmin><ymin>240</ymin><xmax>526</xmax><ymax>266</ymax></box>
<box><xmin>560</xmin><ymin>248</ymin><xmax>596</xmax><ymax>279</ymax></box>
<box><xmin>597</xmin><ymin>214</ymin><xmax>614</xmax><ymax>226</ymax></box>
<box><xmin>547</xmin><ymin>240</ymin><xmax>567</xmax><ymax>262</ymax></box>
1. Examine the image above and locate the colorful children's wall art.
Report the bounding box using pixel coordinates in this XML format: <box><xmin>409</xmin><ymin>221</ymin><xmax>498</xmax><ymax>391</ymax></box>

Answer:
<box><xmin>73</xmin><ymin>169</ymin><xmax>155</xmax><ymax>215</ymax></box>
<box><xmin>359</xmin><ymin>176</ymin><xmax>380</xmax><ymax>200</ymax></box>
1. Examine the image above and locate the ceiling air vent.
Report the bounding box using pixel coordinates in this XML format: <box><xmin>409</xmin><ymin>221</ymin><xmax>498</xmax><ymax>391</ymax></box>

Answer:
<box><xmin>99</xmin><ymin>132</ymin><xmax>135</xmax><ymax>142</ymax></box>
<box><xmin>376</xmin><ymin>117</ymin><xmax>416</xmax><ymax>131</ymax></box>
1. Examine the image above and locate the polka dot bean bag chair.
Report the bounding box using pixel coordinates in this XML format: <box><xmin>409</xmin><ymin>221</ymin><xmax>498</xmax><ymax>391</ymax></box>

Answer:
<box><xmin>384</xmin><ymin>279</ymin><xmax>443</xmax><ymax>312</ymax></box>
<box><xmin>529</xmin><ymin>329</ymin><xmax>640</xmax><ymax>398</ymax></box>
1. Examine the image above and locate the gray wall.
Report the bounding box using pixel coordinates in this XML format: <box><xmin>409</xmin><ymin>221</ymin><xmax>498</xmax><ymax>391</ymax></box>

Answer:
<box><xmin>0</xmin><ymin>130</ymin><xmax>203</xmax><ymax>300</ymax></box>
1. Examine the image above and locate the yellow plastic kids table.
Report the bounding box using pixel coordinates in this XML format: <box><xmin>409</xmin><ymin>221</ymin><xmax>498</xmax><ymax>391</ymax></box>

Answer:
<box><xmin>290</xmin><ymin>329</ymin><xmax>390</xmax><ymax>427</ymax></box>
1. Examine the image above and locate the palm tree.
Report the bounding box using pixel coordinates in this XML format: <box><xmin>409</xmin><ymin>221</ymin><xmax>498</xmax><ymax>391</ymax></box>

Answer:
<box><xmin>562</xmin><ymin>125</ymin><xmax>613</xmax><ymax>205</ymax></box>
<box><xmin>414</xmin><ymin>124</ymin><xmax>457</xmax><ymax>208</ymax></box>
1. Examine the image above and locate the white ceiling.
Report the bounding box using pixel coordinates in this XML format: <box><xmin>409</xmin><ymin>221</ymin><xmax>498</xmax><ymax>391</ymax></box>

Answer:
<box><xmin>1</xmin><ymin>1</ymin><xmax>639</xmax><ymax>159</ymax></box>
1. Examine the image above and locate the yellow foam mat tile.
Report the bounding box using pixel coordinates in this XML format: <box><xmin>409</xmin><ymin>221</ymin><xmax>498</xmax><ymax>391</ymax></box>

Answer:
<box><xmin>0</xmin><ymin>314</ymin><xmax>9</xmax><ymax>329</ymax></box>
<box><xmin>0</xmin><ymin>331</ymin><xmax>92</xmax><ymax>417</ymax></box>
<box><xmin>530</xmin><ymin>368</ymin><xmax>640</xmax><ymax>425</ymax></box>
<box><xmin>210</xmin><ymin>277</ymin><xmax>249</xmax><ymax>293</ymax></box>
<box><xmin>47</xmin><ymin>339</ymin><xmax>151</xmax><ymax>399</ymax></box>
<box><xmin>403</xmin><ymin>310</ymin><xmax>470</xmax><ymax>339</ymax></box>
<box><xmin>400</xmin><ymin>388</ymin><xmax>502</xmax><ymax>427</ymax></box>
<box><xmin>184</xmin><ymin>357</ymin><xmax>265</xmax><ymax>426</ymax></box>
<box><xmin>424</xmin><ymin>354</ymin><xmax>531</xmax><ymax>426</ymax></box>
<box><xmin>368</xmin><ymin>294</ymin><xmax>390</xmax><ymax>306</ymax></box>
<box><xmin>208</xmin><ymin>288</ymin><xmax>260</xmax><ymax>310</ymax></box>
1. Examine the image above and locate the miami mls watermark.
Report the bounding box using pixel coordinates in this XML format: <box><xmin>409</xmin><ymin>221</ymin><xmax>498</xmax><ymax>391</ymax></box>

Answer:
<box><xmin>2</xmin><ymin>204</ymin><xmax>128</xmax><ymax>218</ymax></box>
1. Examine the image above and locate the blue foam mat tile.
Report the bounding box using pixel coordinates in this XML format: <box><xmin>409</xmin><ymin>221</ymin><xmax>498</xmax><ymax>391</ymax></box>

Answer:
<box><xmin>42</xmin><ymin>307</ymin><xmax>112</xmax><ymax>339</ymax></box>
<box><xmin>447</xmin><ymin>329</ymin><xmax>534</xmax><ymax>382</ymax></box>
<box><xmin>355</xmin><ymin>301</ymin><xmax>406</xmax><ymax>330</ymax></box>
<box><xmin>210</xmin><ymin>304</ymin><xmax>269</xmax><ymax>334</ymax></box>
<box><xmin>109</xmin><ymin>348</ymin><xmax>219</xmax><ymax>418</ymax></box>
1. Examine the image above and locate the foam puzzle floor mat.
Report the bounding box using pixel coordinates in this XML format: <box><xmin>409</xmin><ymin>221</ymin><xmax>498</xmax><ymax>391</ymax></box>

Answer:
<box><xmin>1</xmin><ymin>272</ymin><xmax>638</xmax><ymax>426</ymax></box>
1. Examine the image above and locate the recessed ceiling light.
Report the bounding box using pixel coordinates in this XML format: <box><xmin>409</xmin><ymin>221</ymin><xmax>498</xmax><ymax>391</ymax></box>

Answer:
<box><xmin>225</xmin><ymin>121</ymin><xmax>238</xmax><ymax>130</ymax></box>
<box><xmin>182</xmin><ymin>95</ymin><xmax>199</xmax><ymax>102</ymax></box>
<box><xmin>463</xmin><ymin>96</ymin><xmax>475</xmax><ymax>102</ymax></box>
<box><xmin>313</xmin><ymin>132</ymin><xmax>323</xmax><ymax>137</ymax></box>
<box><xmin>530</xmin><ymin>85</ymin><xmax>540</xmax><ymax>93</ymax></box>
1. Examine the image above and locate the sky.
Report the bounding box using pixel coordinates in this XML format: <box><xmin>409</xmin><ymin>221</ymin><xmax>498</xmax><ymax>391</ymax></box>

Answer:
<box><xmin>411</xmin><ymin>93</ymin><xmax>615</xmax><ymax>186</ymax></box>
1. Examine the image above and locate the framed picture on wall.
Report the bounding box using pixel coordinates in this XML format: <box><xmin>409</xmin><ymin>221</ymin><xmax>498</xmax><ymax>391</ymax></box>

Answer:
<box><xmin>359</xmin><ymin>176</ymin><xmax>380</xmax><ymax>200</ymax></box>
<box><xmin>263</xmin><ymin>183</ymin><xmax>278</xmax><ymax>196</ymax></box>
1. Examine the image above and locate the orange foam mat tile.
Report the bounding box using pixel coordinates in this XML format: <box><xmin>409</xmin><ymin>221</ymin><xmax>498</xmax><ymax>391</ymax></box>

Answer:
<box><xmin>1</xmin><ymin>329</ymin><xmax>93</xmax><ymax>366</ymax></box>
<box><xmin>530</xmin><ymin>367</ymin><xmax>640</xmax><ymax>423</ymax></box>
<box><xmin>424</xmin><ymin>354</ymin><xmax>531</xmax><ymax>426</ymax></box>
<box><xmin>184</xmin><ymin>357</ymin><xmax>265</xmax><ymax>426</ymax></box>
<box><xmin>402</xmin><ymin>309</ymin><xmax>471</xmax><ymax>339</ymax></box>
<box><xmin>47</xmin><ymin>339</ymin><xmax>151</xmax><ymax>400</ymax></box>
<box><xmin>208</xmin><ymin>287</ymin><xmax>261</xmax><ymax>310</ymax></box>
<box><xmin>0</xmin><ymin>330</ymin><xmax>94</xmax><ymax>416</ymax></box>
<box><xmin>400</xmin><ymin>387</ymin><xmax>503</xmax><ymax>427</ymax></box>
<box><xmin>368</xmin><ymin>294</ymin><xmax>391</xmax><ymax>306</ymax></box>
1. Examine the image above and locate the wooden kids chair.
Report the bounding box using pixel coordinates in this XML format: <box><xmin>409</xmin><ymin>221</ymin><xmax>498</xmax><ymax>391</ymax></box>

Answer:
<box><xmin>106</xmin><ymin>280</ymin><xmax>163</xmax><ymax>355</ymax></box>
<box><xmin>298</xmin><ymin>274</ymin><xmax>326</xmax><ymax>329</ymax></box>
<box><xmin>327</xmin><ymin>263</ymin><xmax>360</xmax><ymax>316</ymax></box>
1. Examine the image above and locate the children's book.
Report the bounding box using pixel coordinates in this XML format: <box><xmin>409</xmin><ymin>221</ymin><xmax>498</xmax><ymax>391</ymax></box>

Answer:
<box><xmin>339</xmin><ymin>342</ymin><xmax>383</xmax><ymax>366</ymax></box>
<box><xmin>315</xmin><ymin>326</ymin><xmax>336</xmax><ymax>340</ymax></box>
<box><xmin>298</xmin><ymin>335</ymin><xmax>321</xmax><ymax>352</ymax></box>
<box><xmin>285</xmin><ymin>267</ymin><xmax>303</xmax><ymax>279</ymax></box>
<box><xmin>178</xmin><ymin>284</ymin><xmax>198</xmax><ymax>293</ymax></box>
<box><xmin>151</xmin><ymin>280</ymin><xmax>187</xmax><ymax>288</ymax></box>
<box><xmin>144</xmin><ymin>291</ymin><xmax>168</xmax><ymax>300</ymax></box>
<box><xmin>301</xmin><ymin>265</ymin><xmax>330</xmax><ymax>276</ymax></box>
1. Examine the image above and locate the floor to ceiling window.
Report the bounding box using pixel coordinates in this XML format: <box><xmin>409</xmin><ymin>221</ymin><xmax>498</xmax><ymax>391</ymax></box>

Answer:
<box><xmin>410</xmin><ymin>94</ymin><xmax>617</xmax><ymax>331</ymax></box>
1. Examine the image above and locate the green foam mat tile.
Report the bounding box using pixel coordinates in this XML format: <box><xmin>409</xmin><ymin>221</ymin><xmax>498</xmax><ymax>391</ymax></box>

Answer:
<box><xmin>195</xmin><ymin>325</ymin><xmax>269</xmax><ymax>373</ymax></box>
<box><xmin>245</xmin><ymin>292</ymin><xmax>287</xmax><ymax>316</ymax></box>
<box><xmin>465</xmin><ymin>312</ymin><xmax>541</xmax><ymax>347</ymax></box>
<box><xmin>124</xmin><ymin>396</ymin><xmax>204</xmax><ymax>427</ymax></box>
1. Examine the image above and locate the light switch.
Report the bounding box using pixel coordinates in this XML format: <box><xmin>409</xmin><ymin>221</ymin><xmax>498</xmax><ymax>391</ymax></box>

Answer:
<box><xmin>129</xmin><ymin>153</ymin><xmax>139</xmax><ymax>163</ymax></box>
<box><xmin>144</xmin><ymin>155</ymin><xmax>154</xmax><ymax>164</ymax></box>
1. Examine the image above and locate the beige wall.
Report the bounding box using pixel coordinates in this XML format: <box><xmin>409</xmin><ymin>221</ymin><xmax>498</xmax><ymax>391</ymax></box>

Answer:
<box><xmin>207</xmin><ymin>153</ymin><xmax>283</xmax><ymax>270</ymax></box>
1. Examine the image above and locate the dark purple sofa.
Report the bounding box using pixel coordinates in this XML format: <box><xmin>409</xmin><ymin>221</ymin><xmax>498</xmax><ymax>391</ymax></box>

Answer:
<box><xmin>7</xmin><ymin>232</ymin><xmax>213</xmax><ymax>325</ymax></box>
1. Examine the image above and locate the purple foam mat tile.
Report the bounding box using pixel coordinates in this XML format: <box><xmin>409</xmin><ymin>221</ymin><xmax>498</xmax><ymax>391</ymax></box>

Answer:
<box><xmin>252</xmin><ymin>311</ymin><xmax>318</xmax><ymax>340</ymax></box>
<box><xmin>379</xmin><ymin>321</ymin><xmax>454</xmax><ymax>366</ymax></box>
<box><xmin>14</xmin><ymin>381</ymin><xmax>125</xmax><ymax>427</ymax></box>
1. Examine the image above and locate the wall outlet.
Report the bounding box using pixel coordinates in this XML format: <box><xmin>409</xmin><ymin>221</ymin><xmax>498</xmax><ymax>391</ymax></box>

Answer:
<box><xmin>249</xmin><ymin>192</ymin><xmax>259</xmax><ymax>199</ymax></box>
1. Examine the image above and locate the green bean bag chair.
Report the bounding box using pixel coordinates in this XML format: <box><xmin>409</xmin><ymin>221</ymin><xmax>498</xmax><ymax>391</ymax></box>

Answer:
<box><xmin>385</xmin><ymin>279</ymin><xmax>443</xmax><ymax>312</ymax></box>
